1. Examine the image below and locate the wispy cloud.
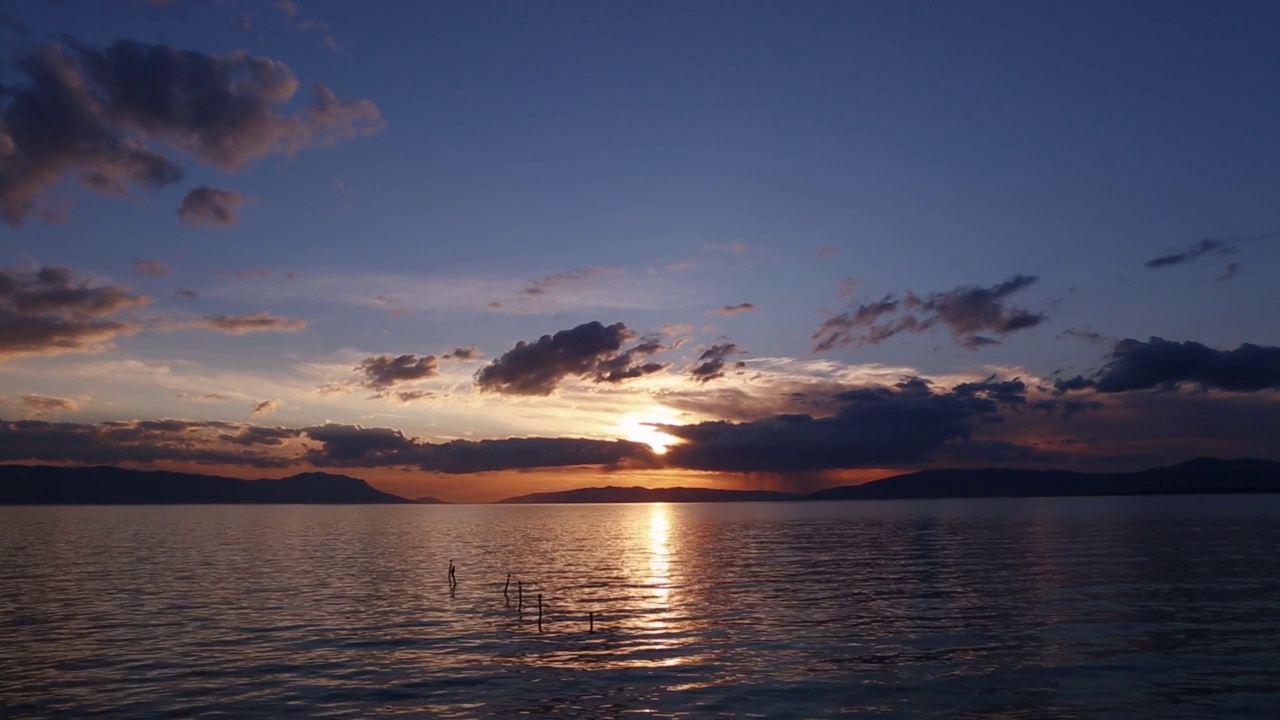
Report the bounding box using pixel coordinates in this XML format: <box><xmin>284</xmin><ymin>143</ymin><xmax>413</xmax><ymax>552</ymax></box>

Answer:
<box><xmin>211</xmin><ymin>268</ymin><xmax>701</xmax><ymax>315</ymax></box>
<box><xmin>714</xmin><ymin>303</ymin><xmax>756</xmax><ymax>316</ymax></box>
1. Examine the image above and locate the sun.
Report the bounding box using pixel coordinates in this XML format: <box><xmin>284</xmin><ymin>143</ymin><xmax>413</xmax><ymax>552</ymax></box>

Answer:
<box><xmin>618</xmin><ymin>410</ymin><xmax>682</xmax><ymax>454</ymax></box>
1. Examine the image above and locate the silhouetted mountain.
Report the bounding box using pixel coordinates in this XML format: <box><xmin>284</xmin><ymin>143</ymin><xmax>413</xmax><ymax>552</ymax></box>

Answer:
<box><xmin>497</xmin><ymin>459</ymin><xmax>1280</xmax><ymax>504</ymax></box>
<box><xmin>810</xmin><ymin>458</ymin><xmax>1280</xmax><ymax>500</ymax></box>
<box><xmin>498</xmin><ymin>485</ymin><xmax>800</xmax><ymax>504</ymax></box>
<box><xmin>0</xmin><ymin>465</ymin><xmax>409</xmax><ymax>504</ymax></box>
<box><xmin>413</xmin><ymin>496</ymin><xmax>449</xmax><ymax>504</ymax></box>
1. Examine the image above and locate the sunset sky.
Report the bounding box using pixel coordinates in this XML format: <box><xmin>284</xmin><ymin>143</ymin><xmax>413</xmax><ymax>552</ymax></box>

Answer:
<box><xmin>2</xmin><ymin>0</ymin><xmax>1278</xmax><ymax>501</ymax></box>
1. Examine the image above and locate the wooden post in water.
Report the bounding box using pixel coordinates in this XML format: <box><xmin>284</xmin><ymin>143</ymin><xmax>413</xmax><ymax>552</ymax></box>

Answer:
<box><xmin>517</xmin><ymin>580</ymin><xmax>523</xmax><ymax>612</ymax></box>
<box><xmin>537</xmin><ymin>594</ymin><xmax>543</xmax><ymax>632</ymax></box>
<box><xmin>503</xmin><ymin>573</ymin><xmax>510</xmax><ymax>602</ymax></box>
<box><xmin>589</xmin><ymin>611</ymin><xmax>594</xmax><ymax>633</ymax></box>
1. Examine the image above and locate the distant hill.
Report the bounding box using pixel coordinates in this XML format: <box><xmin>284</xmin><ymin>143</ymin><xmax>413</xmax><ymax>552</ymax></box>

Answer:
<box><xmin>810</xmin><ymin>458</ymin><xmax>1280</xmax><ymax>501</ymax></box>
<box><xmin>498</xmin><ymin>485</ymin><xmax>800</xmax><ymax>504</ymax></box>
<box><xmin>412</xmin><ymin>496</ymin><xmax>449</xmax><ymax>504</ymax></box>
<box><xmin>498</xmin><ymin>459</ymin><xmax>1280</xmax><ymax>504</ymax></box>
<box><xmin>0</xmin><ymin>465</ymin><xmax>409</xmax><ymax>504</ymax></box>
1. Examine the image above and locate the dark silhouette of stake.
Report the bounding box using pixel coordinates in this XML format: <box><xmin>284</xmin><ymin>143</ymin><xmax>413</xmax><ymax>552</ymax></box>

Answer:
<box><xmin>448</xmin><ymin>559</ymin><xmax>456</xmax><ymax>586</ymax></box>
<box><xmin>589</xmin><ymin>611</ymin><xmax>594</xmax><ymax>633</ymax></box>
<box><xmin>503</xmin><ymin>573</ymin><xmax>510</xmax><ymax>602</ymax></box>
<box><xmin>517</xmin><ymin>581</ymin><xmax>523</xmax><ymax>612</ymax></box>
<box><xmin>537</xmin><ymin>594</ymin><xmax>543</xmax><ymax>632</ymax></box>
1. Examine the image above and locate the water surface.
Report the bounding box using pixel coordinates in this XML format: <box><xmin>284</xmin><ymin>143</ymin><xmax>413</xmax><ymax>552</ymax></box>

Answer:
<box><xmin>3</xmin><ymin>496</ymin><xmax>1279</xmax><ymax>718</ymax></box>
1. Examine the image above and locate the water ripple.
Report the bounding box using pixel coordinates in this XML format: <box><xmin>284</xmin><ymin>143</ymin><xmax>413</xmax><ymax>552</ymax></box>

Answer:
<box><xmin>3</xmin><ymin>496</ymin><xmax>1280</xmax><ymax>718</ymax></box>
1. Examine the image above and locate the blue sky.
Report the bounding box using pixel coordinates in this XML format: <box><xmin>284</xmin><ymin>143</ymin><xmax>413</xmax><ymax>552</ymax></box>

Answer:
<box><xmin>2</xmin><ymin>1</ymin><xmax>1278</xmax><ymax>500</ymax></box>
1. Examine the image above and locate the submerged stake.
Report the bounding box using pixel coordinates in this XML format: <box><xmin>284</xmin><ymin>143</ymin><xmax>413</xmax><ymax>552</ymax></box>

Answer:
<box><xmin>537</xmin><ymin>594</ymin><xmax>543</xmax><ymax>632</ymax></box>
<box><xmin>589</xmin><ymin>611</ymin><xmax>594</xmax><ymax>633</ymax></box>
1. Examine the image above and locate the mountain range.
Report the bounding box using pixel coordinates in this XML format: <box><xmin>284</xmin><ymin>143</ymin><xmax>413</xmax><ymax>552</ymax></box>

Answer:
<box><xmin>1</xmin><ymin>458</ymin><xmax>1278</xmax><ymax>505</ymax></box>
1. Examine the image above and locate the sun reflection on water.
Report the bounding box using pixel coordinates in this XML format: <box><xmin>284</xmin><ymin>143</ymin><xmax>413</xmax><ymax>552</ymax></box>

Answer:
<box><xmin>647</xmin><ymin>503</ymin><xmax>671</xmax><ymax>610</ymax></box>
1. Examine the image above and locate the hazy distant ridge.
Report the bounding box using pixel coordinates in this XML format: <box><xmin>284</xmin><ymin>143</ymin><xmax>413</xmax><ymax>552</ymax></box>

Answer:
<box><xmin>3</xmin><ymin>458</ymin><xmax>1279</xmax><ymax>505</ymax></box>
<box><xmin>499</xmin><ymin>458</ymin><xmax>1280</xmax><ymax>504</ymax></box>
<box><xmin>0</xmin><ymin>466</ymin><xmax>409</xmax><ymax>504</ymax></box>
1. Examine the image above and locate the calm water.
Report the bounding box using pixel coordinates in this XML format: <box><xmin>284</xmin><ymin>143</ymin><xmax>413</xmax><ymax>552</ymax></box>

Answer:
<box><xmin>2</xmin><ymin>496</ymin><xmax>1280</xmax><ymax>718</ymax></box>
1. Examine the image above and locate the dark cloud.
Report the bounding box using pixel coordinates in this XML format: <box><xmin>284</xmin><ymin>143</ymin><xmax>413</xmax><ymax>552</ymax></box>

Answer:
<box><xmin>0</xmin><ymin>418</ymin><xmax>296</xmax><ymax>468</ymax></box>
<box><xmin>0</xmin><ymin>39</ymin><xmax>383</xmax><ymax>224</ymax></box>
<box><xmin>443</xmin><ymin>346</ymin><xmax>483</xmax><ymax>361</ymax></box>
<box><xmin>1059</xmin><ymin>328</ymin><xmax>1105</xmax><ymax>346</ymax></box>
<box><xmin>301</xmin><ymin>424</ymin><xmax>653</xmax><ymax>473</ymax></box>
<box><xmin>1093</xmin><ymin>337</ymin><xmax>1280</xmax><ymax>393</ymax></box>
<box><xmin>0</xmin><ymin>265</ymin><xmax>148</xmax><ymax>359</ymax></box>
<box><xmin>715</xmin><ymin>303</ymin><xmax>756</xmax><ymax>316</ymax></box>
<box><xmin>904</xmin><ymin>275</ymin><xmax>1045</xmax><ymax>339</ymax></box>
<box><xmin>655</xmin><ymin>376</ymin><xmax>1027</xmax><ymax>473</ymax></box>
<box><xmin>394</xmin><ymin>390</ymin><xmax>434</xmax><ymax>403</ymax></box>
<box><xmin>251</xmin><ymin>399</ymin><xmax>280</xmax><ymax>415</ymax></box>
<box><xmin>813</xmin><ymin>277</ymin><xmax>1044</xmax><ymax>352</ymax></box>
<box><xmin>188</xmin><ymin>312</ymin><xmax>306</xmax><ymax>334</ymax></box>
<box><xmin>964</xmin><ymin>335</ymin><xmax>1000</xmax><ymax>348</ymax></box>
<box><xmin>1145</xmin><ymin>239</ymin><xmax>1235</xmax><ymax>269</ymax></box>
<box><xmin>134</xmin><ymin>259</ymin><xmax>169</xmax><ymax>277</ymax></box>
<box><xmin>177</xmin><ymin>186</ymin><xmax>250</xmax><ymax>226</ymax></box>
<box><xmin>357</xmin><ymin>354</ymin><xmax>439</xmax><ymax>390</ymax></box>
<box><xmin>1216</xmin><ymin>262</ymin><xmax>1241</xmax><ymax>282</ymax></box>
<box><xmin>476</xmin><ymin>321</ymin><xmax>666</xmax><ymax>395</ymax></box>
<box><xmin>689</xmin><ymin>343</ymin><xmax>745</xmax><ymax>383</ymax></box>
<box><xmin>219</xmin><ymin>425</ymin><xmax>299</xmax><ymax>447</ymax></box>
<box><xmin>174</xmin><ymin>288</ymin><xmax>200</xmax><ymax>299</ymax></box>
<box><xmin>20</xmin><ymin>394</ymin><xmax>77</xmax><ymax>415</ymax></box>
<box><xmin>1052</xmin><ymin>375</ymin><xmax>1095</xmax><ymax>395</ymax></box>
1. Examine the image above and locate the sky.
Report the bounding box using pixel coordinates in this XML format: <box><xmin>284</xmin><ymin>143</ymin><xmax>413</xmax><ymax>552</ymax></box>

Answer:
<box><xmin>1</xmin><ymin>0</ymin><xmax>1278</xmax><ymax>502</ymax></box>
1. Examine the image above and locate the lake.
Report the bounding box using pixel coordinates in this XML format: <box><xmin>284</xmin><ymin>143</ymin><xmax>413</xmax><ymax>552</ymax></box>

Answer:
<box><xmin>2</xmin><ymin>496</ymin><xmax>1279</xmax><ymax>718</ymax></box>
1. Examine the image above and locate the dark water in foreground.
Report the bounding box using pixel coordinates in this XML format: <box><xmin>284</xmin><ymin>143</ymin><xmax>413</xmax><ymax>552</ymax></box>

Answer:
<box><xmin>2</xmin><ymin>496</ymin><xmax>1279</xmax><ymax>718</ymax></box>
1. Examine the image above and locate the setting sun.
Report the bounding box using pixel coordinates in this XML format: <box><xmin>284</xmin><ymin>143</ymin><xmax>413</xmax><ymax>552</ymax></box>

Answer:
<box><xmin>619</xmin><ymin>410</ymin><xmax>683</xmax><ymax>455</ymax></box>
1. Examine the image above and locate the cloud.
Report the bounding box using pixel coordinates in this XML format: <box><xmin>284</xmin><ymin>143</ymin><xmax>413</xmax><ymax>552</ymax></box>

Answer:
<box><xmin>1092</xmin><ymin>337</ymin><xmax>1280</xmax><ymax>393</ymax></box>
<box><xmin>715</xmin><ymin>303</ymin><xmax>756</xmax><ymax>316</ymax></box>
<box><xmin>443</xmin><ymin>346</ymin><xmax>483</xmax><ymax>361</ymax></box>
<box><xmin>655</xmin><ymin>376</ymin><xmax>1028</xmax><ymax>473</ymax></box>
<box><xmin>813</xmin><ymin>276</ymin><xmax>1044</xmax><ymax>352</ymax></box>
<box><xmin>301</xmin><ymin>424</ymin><xmax>653</xmax><ymax>473</ymax></box>
<box><xmin>1216</xmin><ymin>262</ymin><xmax>1241</xmax><ymax>282</ymax></box>
<box><xmin>20</xmin><ymin>394</ymin><xmax>77</xmax><ymax>415</ymax></box>
<box><xmin>0</xmin><ymin>265</ymin><xmax>148</xmax><ymax>359</ymax></box>
<box><xmin>356</xmin><ymin>354</ymin><xmax>438</xmax><ymax>390</ymax></box>
<box><xmin>174</xmin><ymin>288</ymin><xmax>200</xmax><ymax>299</ymax></box>
<box><xmin>274</xmin><ymin>0</ymin><xmax>299</xmax><ymax>19</ymax></box>
<box><xmin>0</xmin><ymin>39</ymin><xmax>384</xmax><ymax>224</ymax></box>
<box><xmin>0</xmin><ymin>418</ymin><xmax>298</xmax><ymax>468</ymax></box>
<box><xmin>905</xmin><ymin>275</ymin><xmax>1045</xmax><ymax>338</ymax></box>
<box><xmin>321</xmin><ymin>36</ymin><xmax>343</xmax><ymax>54</ymax></box>
<box><xmin>1059</xmin><ymin>327</ymin><xmax>1105</xmax><ymax>346</ymax></box>
<box><xmin>519</xmin><ymin>267</ymin><xmax>616</xmax><ymax>300</ymax></box>
<box><xmin>689</xmin><ymin>343</ymin><xmax>745</xmax><ymax>383</ymax></box>
<box><xmin>1145</xmin><ymin>238</ymin><xmax>1235</xmax><ymax>269</ymax></box>
<box><xmin>251</xmin><ymin>399</ymin><xmax>280</xmax><ymax>415</ymax></box>
<box><xmin>134</xmin><ymin>259</ymin><xmax>169</xmax><ymax>277</ymax></box>
<box><xmin>394</xmin><ymin>390</ymin><xmax>434</xmax><ymax>403</ymax></box>
<box><xmin>177</xmin><ymin>186</ymin><xmax>251</xmax><ymax>226</ymax></box>
<box><xmin>476</xmin><ymin>321</ymin><xmax>667</xmax><ymax>395</ymax></box>
<box><xmin>188</xmin><ymin>312</ymin><xmax>306</xmax><ymax>334</ymax></box>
